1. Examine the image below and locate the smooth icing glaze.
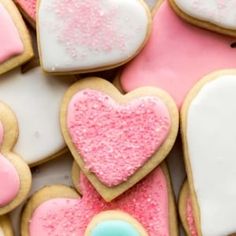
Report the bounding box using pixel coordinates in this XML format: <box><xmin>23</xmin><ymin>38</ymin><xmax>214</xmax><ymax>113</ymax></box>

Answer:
<box><xmin>0</xmin><ymin>68</ymin><xmax>74</xmax><ymax>165</ymax></box>
<box><xmin>174</xmin><ymin>0</ymin><xmax>236</xmax><ymax>30</ymax></box>
<box><xmin>67</xmin><ymin>89</ymin><xmax>170</xmax><ymax>186</ymax></box>
<box><xmin>0</xmin><ymin>227</ymin><xmax>4</xmax><ymax>236</ymax></box>
<box><xmin>15</xmin><ymin>0</ymin><xmax>36</xmax><ymax>21</ymax></box>
<box><xmin>38</xmin><ymin>0</ymin><xmax>150</xmax><ymax>72</ymax></box>
<box><xmin>120</xmin><ymin>0</ymin><xmax>236</xmax><ymax>108</ymax></box>
<box><xmin>29</xmin><ymin>167</ymin><xmax>169</xmax><ymax>236</ymax></box>
<box><xmin>0</xmin><ymin>3</ymin><xmax>23</xmax><ymax>63</ymax></box>
<box><xmin>187</xmin><ymin>75</ymin><xmax>236</xmax><ymax>235</ymax></box>
<box><xmin>90</xmin><ymin>220</ymin><xmax>139</xmax><ymax>236</ymax></box>
<box><xmin>0</xmin><ymin>154</ymin><xmax>20</xmax><ymax>206</ymax></box>
<box><xmin>186</xmin><ymin>198</ymin><xmax>198</xmax><ymax>236</ymax></box>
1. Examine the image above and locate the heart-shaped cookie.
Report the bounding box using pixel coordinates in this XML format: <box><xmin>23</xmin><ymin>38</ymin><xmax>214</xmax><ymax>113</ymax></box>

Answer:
<box><xmin>21</xmin><ymin>163</ymin><xmax>178</xmax><ymax>236</ymax></box>
<box><xmin>61</xmin><ymin>78</ymin><xmax>178</xmax><ymax>201</ymax></box>
<box><xmin>0</xmin><ymin>216</ymin><xmax>13</xmax><ymax>236</ymax></box>
<box><xmin>169</xmin><ymin>0</ymin><xmax>236</xmax><ymax>36</ymax></box>
<box><xmin>37</xmin><ymin>0</ymin><xmax>151</xmax><ymax>74</ymax></box>
<box><xmin>119</xmin><ymin>0</ymin><xmax>236</xmax><ymax>108</ymax></box>
<box><xmin>0</xmin><ymin>0</ymin><xmax>33</xmax><ymax>75</ymax></box>
<box><xmin>14</xmin><ymin>0</ymin><xmax>36</xmax><ymax>27</ymax></box>
<box><xmin>0</xmin><ymin>102</ymin><xmax>31</xmax><ymax>215</ymax></box>
<box><xmin>181</xmin><ymin>70</ymin><xmax>236</xmax><ymax>235</ymax></box>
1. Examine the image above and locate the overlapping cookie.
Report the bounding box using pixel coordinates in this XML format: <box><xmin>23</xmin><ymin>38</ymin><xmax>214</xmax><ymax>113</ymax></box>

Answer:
<box><xmin>21</xmin><ymin>163</ymin><xmax>178</xmax><ymax>236</ymax></box>
<box><xmin>37</xmin><ymin>0</ymin><xmax>152</xmax><ymax>74</ymax></box>
<box><xmin>0</xmin><ymin>102</ymin><xmax>31</xmax><ymax>215</ymax></box>
<box><xmin>169</xmin><ymin>0</ymin><xmax>236</xmax><ymax>37</ymax></box>
<box><xmin>14</xmin><ymin>0</ymin><xmax>36</xmax><ymax>27</ymax></box>
<box><xmin>181</xmin><ymin>70</ymin><xmax>236</xmax><ymax>235</ymax></box>
<box><xmin>119</xmin><ymin>0</ymin><xmax>236</xmax><ymax>108</ymax></box>
<box><xmin>0</xmin><ymin>64</ymin><xmax>75</xmax><ymax>166</ymax></box>
<box><xmin>0</xmin><ymin>216</ymin><xmax>13</xmax><ymax>236</ymax></box>
<box><xmin>60</xmin><ymin>78</ymin><xmax>178</xmax><ymax>201</ymax></box>
<box><xmin>0</xmin><ymin>0</ymin><xmax>33</xmax><ymax>75</ymax></box>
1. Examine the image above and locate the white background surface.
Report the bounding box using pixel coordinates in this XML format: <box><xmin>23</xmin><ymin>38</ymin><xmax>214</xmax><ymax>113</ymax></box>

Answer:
<box><xmin>10</xmin><ymin>135</ymin><xmax>186</xmax><ymax>235</ymax></box>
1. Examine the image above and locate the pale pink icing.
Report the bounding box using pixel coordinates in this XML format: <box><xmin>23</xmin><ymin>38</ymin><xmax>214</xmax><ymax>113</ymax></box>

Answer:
<box><xmin>0</xmin><ymin>154</ymin><xmax>20</xmax><ymax>206</ymax></box>
<box><xmin>186</xmin><ymin>197</ymin><xmax>198</xmax><ymax>236</ymax></box>
<box><xmin>67</xmin><ymin>89</ymin><xmax>170</xmax><ymax>187</ymax></box>
<box><xmin>29</xmin><ymin>167</ymin><xmax>169</xmax><ymax>236</ymax></box>
<box><xmin>0</xmin><ymin>3</ymin><xmax>24</xmax><ymax>63</ymax></box>
<box><xmin>120</xmin><ymin>0</ymin><xmax>236</xmax><ymax>108</ymax></box>
<box><xmin>15</xmin><ymin>0</ymin><xmax>36</xmax><ymax>20</ymax></box>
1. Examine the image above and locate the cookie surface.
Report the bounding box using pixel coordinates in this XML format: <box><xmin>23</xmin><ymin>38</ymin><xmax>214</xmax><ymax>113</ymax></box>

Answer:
<box><xmin>181</xmin><ymin>70</ymin><xmax>236</xmax><ymax>235</ymax></box>
<box><xmin>0</xmin><ymin>102</ymin><xmax>31</xmax><ymax>215</ymax></box>
<box><xmin>169</xmin><ymin>0</ymin><xmax>236</xmax><ymax>37</ymax></box>
<box><xmin>21</xmin><ymin>163</ymin><xmax>178</xmax><ymax>236</ymax></box>
<box><xmin>61</xmin><ymin>77</ymin><xmax>178</xmax><ymax>201</ymax></box>
<box><xmin>0</xmin><ymin>216</ymin><xmax>13</xmax><ymax>236</ymax></box>
<box><xmin>0</xmin><ymin>0</ymin><xmax>33</xmax><ymax>75</ymax></box>
<box><xmin>37</xmin><ymin>0</ymin><xmax>151</xmax><ymax>74</ymax></box>
<box><xmin>0</xmin><ymin>67</ymin><xmax>75</xmax><ymax>166</ymax></box>
<box><xmin>120</xmin><ymin>0</ymin><xmax>236</xmax><ymax>108</ymax></box>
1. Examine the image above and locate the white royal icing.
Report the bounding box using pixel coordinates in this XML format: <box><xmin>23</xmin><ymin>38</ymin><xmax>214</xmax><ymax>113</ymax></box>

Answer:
<box><xmin>174</xmin><ymin>0</ymin><xmax>236</xmax><ymax>30</ymax></box>
<box><xmin>38</xmin><ymin>0</ymin><xmax>150</xmax><ymax>72</ymax></box>
<box><xmin>0</xmin><ymin>67</ymin><xmax>75</xmax><ymax>165</ymax></box>
<box><xmin>145</xmin><ymin>0</ymin><xmax>159</xmax><ymax>9</ymax></box>
<box><xmin>0</xmin><ymin>227</ymin><xmax>4</xmax><ymax>236</ymax></box>
<box><xmin>187</xmin><ymin>74</ymin><xmax>236</xmax><ymax>236</ymax></box>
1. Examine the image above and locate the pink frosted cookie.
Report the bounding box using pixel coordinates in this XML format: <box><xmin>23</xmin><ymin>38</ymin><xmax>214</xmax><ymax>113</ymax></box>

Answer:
<box><xmin>181</xmin><ymin>70</ymin><xmax>236</xmax><ymax>235</ymax></box>
<box><xmin>0</xmin><ymin>0</ymin><xmax>33</xmax><ymax>75</ymax></box>
<box><xmin>0</xmin><ymin>102</ymin><xmax>31</xmax><ymax>215</ymax></box>
<box><xmin>169</xmin><ymin>0</ymin><xmax>236</xmax><ymax>37</ymax></box>
<box><xmin>14</xmin><ymin>0</ymin><xmax>36</xmax><ymax>27</ymax></box>
<box><xmin>37</xmin><ymin>0</ymin><xmax>152</xmax><ymax>74</ymax></box>
<box><xmin>0</xmin><ymin>216</ymin><xmax>13</xmax><ymax>236</ymax></box>
<box><xmin>21</xmin><ymin>163</ymin><xmax>178</xmax><ymax>236</ymax></box>
<box><xmin>119</xmin><ymin>0</ymin><xmax>236</xmax><ymax>108</ymax></box>
<box><xmin>60</xmin><ymin>78</ymin><xmax>178</xmax><ymax>201</ymax></box>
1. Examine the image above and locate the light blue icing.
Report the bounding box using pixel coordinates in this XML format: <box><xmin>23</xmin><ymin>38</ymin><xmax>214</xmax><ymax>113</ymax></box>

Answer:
<box><xmin>91</xmin><ymin>220</ymin><xmax>140</xmax><ymax>236</ymax></box>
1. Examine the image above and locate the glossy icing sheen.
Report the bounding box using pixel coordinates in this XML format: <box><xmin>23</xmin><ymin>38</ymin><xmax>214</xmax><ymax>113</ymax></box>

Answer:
<box><xmin>67</xmin><ymin>89</ymin><xmax>170</xmax><ymax>186</ymax></box>
<box><xmin>15</xmin><ymin>0</ymin><xmax>36</xmax><ymax>20</ymax></box>
<box><xmin>186</xmin><ymin>198</ymin><xmax>198</xmax><ymax>236</ymax></box>
<box><xmin>0</xmin><ymin>68</ymin><xmax>74</xmax><ymax>165</ymax></box>
<box><xmin>29</xmin><ymin>167</ymin><xmax>169</xmax><ymax>236</ymax></box>
<box><xmin>187</xmin><ymin>75</ymin><xmax>236</xmax><ymax>235</ymax></box>
<box><xmin>0</xmin><ymin>3</ymin><xmax>23</xmax><ymax>63</ymax></box>
<box><xmin>120</xmin><ymin>1</ymin><xmax>236</xmax><ymax>108</ymax></box>
<box><xmin>175</xmin><ymin>0</ymin><xmax>236</xmax><ymax>30</ymax></box>
<box><xmin>91</xmin><ymin>220</ymin><xmax>139</xmax><ymax>236</ymax></box>
<box><xmin>38</xmin><ymin>0</ymin><xmax>149</xmax><ymax>72</ymax></box>
<box><xmin>0</xmin><ymin>154</ymin><xmax>20</xmax><ymax>206</ymax></box>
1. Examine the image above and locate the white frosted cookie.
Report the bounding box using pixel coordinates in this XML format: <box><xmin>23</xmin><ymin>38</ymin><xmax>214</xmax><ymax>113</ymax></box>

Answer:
<box><xmin>182</xmin><ymin>70</ymin><xmax>236</xmax><ymax>235</ymax></box>
<box><xmin>0</xmin><ymin>67</ymin><xmax>75</xmax><ymax>166</ymax></box>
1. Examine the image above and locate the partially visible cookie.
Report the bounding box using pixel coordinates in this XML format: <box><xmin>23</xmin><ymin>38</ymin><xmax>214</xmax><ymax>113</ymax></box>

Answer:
<box><xmin>0</xmin><ymin>216</ymin><xmax>13</xmax><ymax>236</ymax></box>
<box><xmin>21</xmin><ymin>163</ymin><xmax>178</xmax><ymax>236</ymax></box>
<box><xmin>0</xmin><ymin>0</ymin><xmax>33</xmax><ymax>75</ymax></box>
<box><xmin>0</xmin><ymin>102</ymin><xmax>31</xmax><ymax>215</ymax></box>
<box><xmin>61</xmin><ymin>77</ymin><xmax>178</xmax><ymax>201</ymax></box>
<box><xmin>169</xmin><ymin>0</ymin><xmax>236</xmax><ymax>37</ymax></box>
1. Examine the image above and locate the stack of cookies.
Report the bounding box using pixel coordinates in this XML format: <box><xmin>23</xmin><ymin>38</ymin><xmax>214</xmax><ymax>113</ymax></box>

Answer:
<box><xmin>0</xmin><ymin>0</ymin><xmax>236</xmax><ymax>235</ymax></box>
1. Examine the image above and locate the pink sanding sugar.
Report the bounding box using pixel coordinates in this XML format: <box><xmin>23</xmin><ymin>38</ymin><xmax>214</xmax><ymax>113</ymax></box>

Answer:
<box><xmin>29</xmin><ymin>167</ymin><xmax>170</xmax><ymax>236</ymax></box>
<box><xmin>67</xmin><ymin>89</ymin><xmax>171</xmax><ymax>186</ymax></box>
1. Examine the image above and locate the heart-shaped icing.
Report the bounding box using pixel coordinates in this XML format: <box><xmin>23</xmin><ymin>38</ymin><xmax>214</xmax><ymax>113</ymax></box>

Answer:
<box><xmin>67</xmin><ymin>89</ymin><xmax>170</xmax><ymax>187</ymax></box>
<box><xmin>120</xmin><ymin>0</ymin><xmax>236</xmax><ymax>108</ymax></box>
<box><xmin>182</xmin><ymin>70</ymin><xmax>236</xmax><ymax>235</ymax></box>
<box><xmin>26</xmin><ymin>165</ymin><xmax>174</xmax><ymax>236</ymax></box>
<box><xmin>14</xmin><ymin>0</ymin><xmax>36</xmax><ymax>24</ymax></box>
<box><xmin>171</xmin><ymin>0</ymin><xmax>236</xmax><ymax>35</ymax></box>
<box><xmin>37</xmin><ymin>0</ymin><xmax>151</xmax><ymax>73</ymax></box>
<box><xmin>0</xmin><ymin>3</ymin><xmax>23</xmax><ymax>64</ymax></box>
